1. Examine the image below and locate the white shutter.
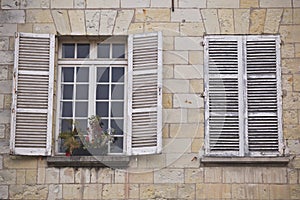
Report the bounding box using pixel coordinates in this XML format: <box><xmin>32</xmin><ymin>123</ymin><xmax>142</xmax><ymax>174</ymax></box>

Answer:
<box><xmin>204</xmin><ymin>36</ymin><xmax>242</xmax><ymax>156</ymax></box>
<box><xmin>10</xmin><ymin>33</ymin><xmax>55</xmax><ymax>156</ymax></box>
<box><xmin>127</xmin><ymin>32</ymin><xmax>162</xmax><ymax>155</ymax></box>
<box><xmin>245</xmin><ymin>36</ymin><xmax>282</xmax><ymax>156</ymax></box>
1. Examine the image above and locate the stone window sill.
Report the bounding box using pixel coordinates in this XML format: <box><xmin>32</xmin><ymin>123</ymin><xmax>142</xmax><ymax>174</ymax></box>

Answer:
<box><xmin>200</xmin><ymin>156</ymin><xmax>290</xmax><ymax>166</ymax></box>
<box><xmin>47</xmin><ymin>155</ymin><xmax>130</xmax><ymax>168</ymax></box>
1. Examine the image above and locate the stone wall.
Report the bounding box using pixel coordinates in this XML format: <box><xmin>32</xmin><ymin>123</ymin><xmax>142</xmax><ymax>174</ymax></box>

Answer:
<box><xmin>0</xmin><ymin>0</ymin><xmax>300</xmax><ymax>199</ymax></box>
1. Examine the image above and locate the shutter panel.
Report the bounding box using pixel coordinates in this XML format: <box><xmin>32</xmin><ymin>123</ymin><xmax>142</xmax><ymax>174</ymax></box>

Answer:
<box><xmin>246</xmin><ymin>36</ymin><xmax>282</xmax><ymax>155</ymax></box>
<box><xmin>127</xmin><ymin>32</ymin><xmax>162</xmax><ymax>155</ymax></box>
<box><xmin>204</xmin><ymin>36</ymin><xmax>242</xmax><ymax>156</ymax></box>
<box><xmin>10</xmin><ymin>33</ymin><xmax>55</xmax><ymax>156</ymax></box>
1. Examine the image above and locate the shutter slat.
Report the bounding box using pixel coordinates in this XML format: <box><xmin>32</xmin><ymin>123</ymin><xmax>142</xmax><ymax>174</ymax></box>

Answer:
<box><xmin>10</xmin><ymin>32</ymin><xmax>54</xmax><ymax>156</ymax></box>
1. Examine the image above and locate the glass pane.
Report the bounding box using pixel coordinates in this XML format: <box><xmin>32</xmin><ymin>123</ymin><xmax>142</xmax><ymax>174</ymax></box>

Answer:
<box><xmin>62</xmin><ymin>67</ymin><xmax>74</xmax><ymax>82</ymax></box>
<box><xmin>101</xmin><ymin>119</ymin><xmax>108</xmax><ymax>130</ymax></box>
<box><xmin>76</xmin><ymin>119</ymin><xmax>88</xmax><ymax>133</ymax></box>
<box><xmin>110</xmin><ymin>137</ymin><xmax>123</xmax><ymax>153</ymax></box>
<box><xmin>96</xmin><ymin>85</ymin><xmax>109</xmax><ymax>100</ymax></box>
<box><xmin>62</xmin><ymin>44</ymin><xmax>75</xmax><ymax>58</ymax></box>
<box><xmin>77</xmin><ymin>44</ymin><xmax>90</xmax><ymax>58</ymax></box>
<box><xmin>62</xmin><ymin>102</ymin><xmax>73</xmax><ymax>117</ymax></box>
<box><xmin>76</xmin><ymin>85</ymin><xmax>89</xmax><ymax>100</ymax></box>
<box><xmin>97</xmin><ymin>67</ymin><xmax>109</xmax><ymax>82</ymax></box>
<box><xmin>111</xmin><ymin>119</ymin><xmax>123</xmax><ymax>135</ymax></box>
<box><xmin>112</xmin><ymin>67</ymin><xmax>124</xmax><ymax>82</ymax></box>
<box><xmin>97</xmin><ymin>44</ymin><xmax>110</xmax><ymax>58</ymax></box>
<box><xmin>112</xmin><ymin>44</ymin><xmax>125</xmax><ymax>58</ymax></box>
<box><xmin>61</xmin><ymin>119</ymin><xmax>73</xmax><ymax>132</ymax></box>
<box><xmin>111</xmin><ymin>102</ymin><xmax>124</xmax><ymax>117</ymax></box>
<box><xmin>96</xmin><ymin>102</ymin><xmax>108</xmax><ymax>117</ymax></box>
<box><xmin>111</xmin><ymin>85</ymin><xmax>124</xmax><ymax>100</ymax></box>
<box><xmin>75</xmin><ymin>102</ymin><xmax>88</xmax><ymax>117</ymax></box>
<box><xmin>62</xmin><ymin>85</ymin><xmax>73</xmax><ymax>100</ymax></box>
<box><xmin>76</xmin><ymin>67</ymin><xmax>89</xmax><ymax>82</ymax></box>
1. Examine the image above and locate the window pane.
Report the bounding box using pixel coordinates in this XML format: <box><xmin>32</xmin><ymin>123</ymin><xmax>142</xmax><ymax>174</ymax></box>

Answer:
<box><xmin>97</xmin><ymin>67</ymin><xmax>109</xmax><ymax>82</ymax></box>
<box><xmin>62</xmin><ymin>44</ymin><xmax>75</xmax><ymax>58</ymax></box>
<box><xmin>111</xmin><ymin>85</ymin><xmax>124</xmax><ymax>100</ymax></box>
<box><xmin>76</xmin><ymin>67</ymin><xmax>89</xmax><ymax>82</ymax></box>
<box><xmin>96</xmin><ymin>85</ymin><xmax>109</xmax><ymax>100</ymax></box>
<box><xmin>112</xmin><ymin>44</ymin><xmax>125</xmax><ymax>58</ymax></box>
<box><xmin>76</xmin><ymin>119</ymin><xmax>88</xmax><ymax>133</ymax></box>
<box><xmin>111</xmin><ymin>119</ymin><xmax>123</xmax><ymax>135</ymax></box>
<box><xmin>62</xmin><ymin>102</ymin><xmax>73</xmax><ymax>117</ymax></box>
<box><xmin>61</xmin><ymin>119</ymin><xmax>73</xmax><ymax>132</ymax></box>
<box><xmin>62</xmin><ymin>85</ymin><xmax>73</xmax><ymax>100</ymax></box>
<box><xmin>77</xmin><ymin>44</ymin><xmax>90</xmax><ymax>58</ymax></box>
<box><xmin>76</xmin><ymin>85</ymin><xmax>89</xmax><ymax>100</ymax></box>
<box><xmin>62</xmin><ymin>67</ymin><xmax>74</xmax><ymax>82</ymax></box>
<box><xmin>101</xmin><ymin>119</ymin><xmax>108</xmax><ymax>130</ymax></box>
<box><xmin>110</xmin><ymin>137</ymin><xmax>123</xmax><ymax>153</ymax></box>
<box><xmin>111</xmin><ymin>102</ymin><xmax>124</xmax><ymax>117</ymax></box>
<box><xmin>96</xmin><ymin>102</ymin><xmax>109</xmax><ymax>117</ymax></box>
<box><xmin>112</xmin><ymin>67</ymin><xmax>124</xmax><ymax>82</ymax></box>
<box><xmin>75</xmin><ymin>102</ymin><xmax>88</xmax><ymax>117</ymax></box>
<box><xmin>97</xmin><ymin>44</ymin><xmax>110</xmax><ymax>58</ymax></box>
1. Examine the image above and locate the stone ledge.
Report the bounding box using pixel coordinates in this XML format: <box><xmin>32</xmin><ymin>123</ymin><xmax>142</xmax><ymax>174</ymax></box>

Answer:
<box><xmin>201</xmin><ymin>156</ymin><xmax>290</xmax><ymax>166</ymax></box>
<box><xmin>47</xmin><ymin>155</ymin><xmax>130</xmax><ymax>168</ymax></box>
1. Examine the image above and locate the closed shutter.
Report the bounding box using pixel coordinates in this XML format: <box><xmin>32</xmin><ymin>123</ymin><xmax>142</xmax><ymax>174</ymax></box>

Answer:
<box><xmin>127</xmin><ymin>32</ymin><xmax>162</xmax><ymax>155</ymax></box>
<box><xmin>246</xmin><ymin>36</ymin><xmax>282</xmax><ymax>156</ymax></box>
<box><xmin>10</xmin><ymin>33</ymin><xmax>55</xmax><ymax>156</ymax></box>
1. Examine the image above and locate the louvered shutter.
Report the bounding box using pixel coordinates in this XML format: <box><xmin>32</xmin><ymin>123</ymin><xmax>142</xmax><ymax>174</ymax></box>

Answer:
<box><xmin>10</xmin><ymin>33</ymin><xmax>55</xmax><ymax>156</ymax></box>
<box><xmin>127</xmin><ymin>32</ymin><xmax>162</xmax><ymax>155</ymax></box>
<box><xmin>204</xmin><ymin>36</ymin><xmax>242</xmax><ymax>156</ymax></box>
<box><xmin>245</xmin><ymin>36</ymin><xmax>282</xmax><ymax>156</ymax></box>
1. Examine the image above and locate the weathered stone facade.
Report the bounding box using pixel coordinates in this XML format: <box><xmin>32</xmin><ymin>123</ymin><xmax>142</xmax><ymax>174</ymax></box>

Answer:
<box><xmin>0</xmin><ymin>0</ymin><xmax>300</xmax><ymax>199</ymax></box>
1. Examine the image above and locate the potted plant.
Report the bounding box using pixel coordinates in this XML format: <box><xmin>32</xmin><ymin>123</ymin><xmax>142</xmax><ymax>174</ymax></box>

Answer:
<box><xmin>59</xmin><ymin>127</ymin><xmax>81</xmax><ymax>156</ymax></box>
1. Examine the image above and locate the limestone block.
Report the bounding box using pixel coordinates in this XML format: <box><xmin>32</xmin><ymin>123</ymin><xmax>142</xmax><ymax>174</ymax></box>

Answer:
<box><xmin>290</xmin><ymin>184</ymin><xmax>300</xmax><ymax>200</ymax></box>
<box><xmin>244</xmin><ymin>167</ymin><xmax>263</xmax><ymax>183</ymax></box>
<box><xmin>114</xmin><ymin>169</ymin><xmax>126</xmax><ymax>183</ymax></box>
<box><xmin>295</xmin><ymin>0</ymin><xmax>300</xmax><ymax>7</ymax></box>
<box><xmin>163</xmin><ymin>124</ymin><xmax>170</xmax><ymax>138</ymax></box>
<box><xmin>52</xmin><ymin>10</ymin><xmax>71</xmax><ymax>35</ymax></box>
<box><xmin>180</xmin><ymin>22</ymin><xmax>205</xmax><ymax>36</ymax></box>
<box><xmin>0</xmin><ymin>185</ymin><xmax>8</xmax><ymax>199</ymax></box>
<box><xmin>145</xmin><ymin>22</ymin><xmax>180</xmax><ymax>36</ymax></box>
<box><xmin>60</xmin><ymin>168</ymin><xmax>74</xmax><ymax>183</ymax></box>
<box><xmin>10</xmin><ymin>185</ymin><xmax>48</xmax><ymax>199</ymax></box>
<box><xmin>270</xmin><ymin>185</ymin><xmax>290</xmax><ymax>199</ymax></box>
<box><xmin>0</xmin><ymin>38</ymin><xmax>9</xmax><ymax>51</ymax></box>
<box><xmin>163</xmin><ymin>64</ymin><xmax>173</xmax><ymax>78</ymax></box>
<box><xmin>135</xmin><ymin>9</ymin><xmax>170</xmax><ymax>22</ymax></box>
<box><xmin>25</xmin><ymin>169</ymin><xmax>37</xmax><ymax>184</ymax></box>
<box><xmin>175</xmin><ymin>37</ymin><xmax>203</xmax><ymax>50</ymax></box>
<box><xmin>188</xmin><ymin>108</ymin><xmax>204</xmax><ymax>123</ymax></box>
<box><xmin>16</xmin><ymin>170</ymin><xmax>25</xmax><ymax>184</ymax></box>
<box><xmin>264</xmin><ymin>9</ymin><xmax>283</xmax><ymax>33</ymax></box>
<box><xmin>83</xmin><ymin>184</ymin><xmax>101</xmax><ymax>199</ymax></box>
<box><xmin>45</xmin><ymin>168</ymin><xmax>59</xmax><ymax>183</ymax></box>
<box><xmin>232</xmin><ymin>184</ymin><xmax>260</xmax><ymax>200</ymax></box>
<box><xmin>20</xmin><ymin>0</ymin><xmax>49</xmax><ymax>8</ymax></box>
<box><xmin>102</xmin><ymin>184</ymin><xmax>125</xmax><ymax>199</ymax></box>
<box><xmin>257</xmin><ymin>184</ymin><xmax>270</xmax><ymax>199</ymax></box>
<box><xmin>171</xmin><ymin>9</ymin><xmax>202</xmax><ymax>22</ymax></box>
<box><xmin>113</xmin><ymin>10</ymin><xmax>134</xmax><ymax>35</ymax></box>
<box><xmin>294</xmin><ymin>74</ymin><xmax>300</xmax><ymax>91</ymax></box>
<box><xmin>223</xmin><ymin>167</ymin><xmax>245</xmax><ymax>183</ymax></box>
<box><xmin>249</xmin><ymin>9</ymin><xmax>266</xmax><ymax>34</ymax></box>
<box><xmin>63</xmin><ymin>184</ymin><xmax>82</xmax><ymax>200</ymax></box>
<box><xmin>283</xmin><ymin>110</ymin><xmax>298</xmax><ymax>125</ymax></box>
<box><xmin>240</xmin><ymin>0</ymin><xmax>259</xmax><ymax>8</ymax></box>
<box><xmin>207</xmin><ymin>0</ymin><xmax>239</xmax><ymax>8</ymax></box>
<box><xmin>282</xmin><ymin>9</ymin><xmax>293</xmax><ymax>24</ymax></box>
<box><xmin>163</xmin><ymin>108</ymin><xmax>188</xmax><ymax>123</ymax></box>
<box><xmin>97</xmin><ymin>168</ymin><xmax>113</xmax><ymax>183</ymax></box>
<box><xmin>129</xmin><ymin>171</ymin><xmax>153</xmax><ymax>183</ymax></box>
<box><xmin>282</xmin><ymin>58</ymin><xmax>300</xmax><ymax>74</ymax></box>
<box><xmin>178</xmin><ymin>183</ymin><xmax>196</xmax><ymax>199</ymax></box>
<box><xmin>140</xmin><ymin>184</ymin><xmax>177</xmax><ymax>199</ymax></box>
<box><xmin>48</xmin><ymin>184</ymin><xmax>63</xmax><ymax>200</ymax></box>
<box><xmin>288</xmin><ymin>139</ymin><xmax>300</xmax><ymax>154</ymax></box>
<box><xmin>260</xmin><ymin>0</ymin><xmax>292</xmax><ymax>8</ymax></box>
<box><xmin>174</xmin><ymin>93</ymin><xmax>203</xmax><ymax>108</ymax></box>
<box><xmin>163</xmin><ymin>51</ymin><xmax>188</xmax><ymax>64</ymax></box>
<box><xmin>136</xmin><ymin>154</ymin><xmax>166</xmax><ymax>169</ymax></box>
<box><xmin>154</xmin><ymin>168</ymin><xmax>184</xmax><ymax>183</ymax></box>
<box><xmin>218</xmin><ymin>9</ymin><xmax>234</xmax><ymax>34</ymax></box>
<box><xmin>163</xmin><ymin>93</ymin><xmax>172</xmax><ymax>108</ymax></box>
<box><xmin>179</xmin><ymin>0</ymin><xmax>206</xmax><ymax>8</ymax></box>
<box><xmin>293</xmin><ymin>9</ymin><xmax>300</xmax><ymax>24</ymax></box>
<box><xmin>170</xmin><ymin>123</ymin><xmax>203</xmax><ymax>138</ymax></box>
<box><xmin>0</xmin><ymin>80</ymin><xmax>11</xmax><ymax>94</ymax></box>
<box><xmin>4</xmin><ymin>156</ymin><xmax>37</xmax><ymax>169</ymax></box>
<box><xmin>18</xmin><ymin>24</ymin><xmax>33</xmax><ymax>32</ymax></box>
<box><xmin>0</xmin><ymin>24</ymin><xmax>17</xmax><ymax>36</ymax></box>
<box><xmin>262</xmin><ymin>168</ymin><xmax>287</xmax><ymax>183</ymax></box>
<box><xmin>0</xmin><ymin>124</ymin><xmax>4</xmax><ymax>138</ymax></box>
<box><xmin>85</xmin><ymin>10</ymin><xmax>100</xmax><ymax>35</ymax></box>
<box><xmin>282</xmin><ymin>44</ymin><xmax>295</xmax><ymax>58</ymax></box>
<box><xmin>75</xmin><ymin>168</ymin><xmax>90</xmax><ymax>183</ymax></box>
<box><xmin>0</xmin><ymin>170</ymin><xmax>16</xmax><ymax>184</ymax></box>
<box><xmin>280</xmin><ymin>25</ymin><xmax>300</xmax><ymax>43</ymax></box>
<box><xmin>121</xmin><ymin>0</ymin><xmax>150</xmax><ymax>8</ymax></box>
<box><xmin>1</xmin><ymin>0</ymin><xmax>19</xmax><ymax>9</ymax></box>
<box><xmin>99</xmin><ymin>10</ymin><xmax>117</xmax><ymax>35</ymax></box>
<box><xmin>284</xmin><ymin>125</ymin><xmax>300</xmax><ymax>139</ymax></box>
<box><xmin>201</xmin><ymin>9</ymin><xmax>220</xmax><ymax>34</ymax></box>
<box><xmin>191</xmin><ymin>138</ymin><xmax>204</xmax><ymax>153</ymax></box>
<box><xmin>128</xmin><ymin>23</ymin><xmax>144</xmax><ymax>34</ymax></box>
<box><xmin>196</xmin><ymin>183</ymin><xmax>231</xmax><ymax>199</ymax></box>
<box><xmin>288</xmin><ymin>169</ymin><xmax>298</xmax><ymax>184</ymax></box>
<box><xmin>0</xmin><ymin>10</ymin><xmax>25</xmax><ymax>23</ymax></box>
<box><xmin>90</xmin><ymin>168</ymin><xmax>97</xmax><ymax>183</ymax></box>
<box><xmin>190</xmin><ymin>79</ymin><xmax>204</xmax><ymax>94</ymax></box>
<box><xmin>174</xmin><ymin>64</ymin><xmax>203</xmax><ymax>79</ymax></box>
<box><xmin>162</xmin><ymin>138</ymin><xmax>191</xmax><ymax>153</ymax></box>
<box><xmin>74</xmin><ymin>0</ymin><xmax>85</xmax><ymax>8</ymax></box>
<box><xmin>189</xmin><ymin>51</ymin><xmax>204</xmax><ymax>65</ymax></box>
<box><xmin>166</xmin><ymin>153</ymin><xmax>199</xmax><ymax>168</ymax></box>
<box><xmin>37</xmin><ymin>168</ymin><xmax>45</xmax><ymax>184</ymax></box>
<box><xmin>151</xmin><ymin>0</ymin><xmax>171</xmax><ymax>7</ymax></box>
<box><xmin>87</xmin><ymin>0</ymin><xmax>119</xmax><ymax>8</ymax></box>
<box><xmin>185</xmin><ymin>168</ymin><xmax>204</xmax><ymax>183</ymax></box>
<box><xmin>33</xmin><ymin>23</ymin><xmax>56</xmax><ymax>34</ymax></box>
<box><xmin>51</xmin><ymin>0</ymin><xmax>73</xmax><ymax>8</ymax></box>
<box><xmin>69</xmin><ymin>10</ymin><xmax>85</xmax><ymax>35</ymax></box>
<box><xmin>296</xmin><ymin>44</ymin><xmax>300</xmax><ymax>58</ymax></box>
<box><xmin>163</xmin><ymin>79</ymin><xmax>189</xmax><ymax>93</ymax></box>
<box><xmin>128</xmin><ymin>184</ymin><xmax>139</xmax><ymax>199</ymax></box>
<box><xmin>4</xmin><ymin>95</ymin><xmax>11</xmax><ymax>110</ymax></box>
<box><xmin>204</xmin><ymin>167</ymin><xmax>222</xmax><ymax>183</ymax></box>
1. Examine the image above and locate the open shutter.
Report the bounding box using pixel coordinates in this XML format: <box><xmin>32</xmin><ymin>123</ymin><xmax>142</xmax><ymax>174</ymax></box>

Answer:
<box><xmin>245</xmin><ymin>36</ymin><xmax>282</xmax><ymax>156</ymax></box>
<box><xmin>127</xmin><ymin>32</ymin><xmax>162</xmax><ymax>155</ymax></box>
<box><xmin>10</xmin><ymin>33</ymin><xmax>55</xmax><ymax>156</ymax></box>
<box><xmin>204</xmin><ymin>36</ymin><xmax>242</xmax><ymax>156</ymax></box>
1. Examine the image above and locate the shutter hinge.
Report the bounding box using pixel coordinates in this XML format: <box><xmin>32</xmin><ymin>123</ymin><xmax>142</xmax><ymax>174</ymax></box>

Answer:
<box><xmin>13</xmin><ymin>72</ymin><xmax>16</xmax><ymax>78</ymax></box>
<box><xmin>12</xmin><ymin>108</ymin><xmax>15</xmax><ymax>113</ymax></box>
<box><xmin>158</xmin><ymin>87</ymin><xmax>162</xmax><ymax>96</ymax></box>
<box><xmin>15</xmin><ymin>32</ymin><xmax>18</xmax><ymax>38</ymax></box>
